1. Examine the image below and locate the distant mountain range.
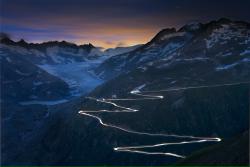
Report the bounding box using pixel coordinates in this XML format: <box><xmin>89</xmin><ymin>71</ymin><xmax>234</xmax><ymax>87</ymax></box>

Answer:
<box><xmin>0</xmin><ymin>35</ymin><xmax>142</xmax><ymax>98</ymax></box>
<box><xmin>0</xmin><ymin>34</ymin><xmax>143</xmax><ymax>58</ymax></box>
<box><xmin>0</xmin><ymin>18</ymin><xmax>249</xmax><ymax>165</ymax></box>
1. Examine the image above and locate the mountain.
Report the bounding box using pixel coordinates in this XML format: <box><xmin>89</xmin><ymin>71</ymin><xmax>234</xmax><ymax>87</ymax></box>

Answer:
<box><xmin>0</xmin><ymin>37</ymin><xmax>104</xmax><ymax>64</ymax></box>
<box><xmin>95</xmin><ymin>18</ymin><xmax>250</xmax><ymax>80</ymax></box>
<box><xmin>0</xmin><ymin>38</ymin><xmax>107</xmax><ymax>96</ymax></box>
<box><xmin>103</xmin><ymin>44</ymin><xmax>143</xmax><ymax>56</ymax></box>
<box><xmin>0</xmin><ymin>38</ymin><xmax>145</xmax><ymax>97</ymax></box>
<box><xmin>1</xmin><ymin>18</ymin><xmax>249</xmax><ymax>165</ymax></box>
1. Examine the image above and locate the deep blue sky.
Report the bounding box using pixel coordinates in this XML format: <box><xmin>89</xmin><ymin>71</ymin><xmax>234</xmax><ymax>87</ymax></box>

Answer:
<box><xmin>1</xmin><ymin>0</ymin><xmax>250</xmax><ymax>48</ymax></box>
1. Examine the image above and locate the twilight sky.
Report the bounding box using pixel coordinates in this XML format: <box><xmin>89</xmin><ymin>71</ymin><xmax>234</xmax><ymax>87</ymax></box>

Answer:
<box><xmin>1</xmin><ymin>0</ymin><xmax>250</xmax><ymax>48</ymax></box>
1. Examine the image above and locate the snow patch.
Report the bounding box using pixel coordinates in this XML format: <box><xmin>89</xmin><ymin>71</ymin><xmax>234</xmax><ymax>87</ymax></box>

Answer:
<box><xmin>175</xmin><ymin>57</ymin><xmax>209</xmax><ymax>61</ymax></box>
<box><xmin>216</xmin><ymin>58</ymin><xmax>250</xmax><ymax>71</ymax></box>
<box><xmin>205</xmin><ymin>24</ymin><xmax>247</xmax><ymax>49</ymax></box>
<box><xmin>6</xmin><ymin>57</ymin><xmax>12</xmax><ymax>63</ymax></box>
<box><xmin>240</xmin><ymin>49</ymin><xmax>250</xmax><ymax>56</ymax></box>
<box><xmin>160</xmin><ymin>32</ymin><xmax>186</xmax><ymax>41</ymax></box>
<box><xmin>33</xmin><ymin>81</ymin><xmax>43</xmax><ymax>86</ymax></box>
<box><xmin>221</xmin><ymin>52</ymin><xmax>233</xmax><ymax>57</ymax></box>
<box><xmin>15</xmin><ymin>70</ymin><xmax>30</xmax><ymax>76</ymax></box>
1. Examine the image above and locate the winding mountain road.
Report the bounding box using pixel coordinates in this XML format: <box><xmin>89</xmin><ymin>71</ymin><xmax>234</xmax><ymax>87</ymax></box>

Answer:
<box><xmin>79</xmin><ymin>81</ymin><xmax>249</xmax><ymax>158</ymax></box>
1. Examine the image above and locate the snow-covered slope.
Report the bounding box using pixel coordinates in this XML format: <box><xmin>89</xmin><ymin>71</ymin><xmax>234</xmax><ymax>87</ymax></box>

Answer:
<box><xmin>0</xmin><ymin>39</ymin><xmax>109</xmax><ymax>97</ymax></box>
<box><xmin>95</xmin><ymin>19</ymin><xmax>250</xmax><ymax>80</ymax></box>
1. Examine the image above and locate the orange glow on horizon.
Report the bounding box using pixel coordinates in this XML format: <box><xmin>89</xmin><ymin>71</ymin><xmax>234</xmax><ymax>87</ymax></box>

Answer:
<box><xmin>26</xmin><ymin>27</ymin><xmax>158</xmax><ymax>49</ymax></box>
<box><xmin>66</xmin><ymin>27</ymin><xmax>159</xmax><ymax>49</ymax></box>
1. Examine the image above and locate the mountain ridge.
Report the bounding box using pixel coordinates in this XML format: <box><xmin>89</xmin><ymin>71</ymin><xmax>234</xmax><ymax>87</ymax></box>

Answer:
<box><xmin>94</xmin><ymin>18</ymin><xmax>250</xmax><ymax>79</ymax></box>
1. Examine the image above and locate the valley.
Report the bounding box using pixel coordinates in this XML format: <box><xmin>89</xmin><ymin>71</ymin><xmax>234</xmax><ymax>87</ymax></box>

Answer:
<box><xmin>0</xmin><ymin>18</ymin><xmax>249</xmax><ymax>165</ymax></box>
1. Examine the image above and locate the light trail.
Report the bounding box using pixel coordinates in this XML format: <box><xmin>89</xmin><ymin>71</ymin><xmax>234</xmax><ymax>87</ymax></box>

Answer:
<box><xmin>79</xmin><ymin>81</ymin><xmax>249</xmax><ymax>158</ymax></box>
<box><xmin>142</xmin><ymin>81</ymin><xmax>250</xmax><ymax>93</ymax></box>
